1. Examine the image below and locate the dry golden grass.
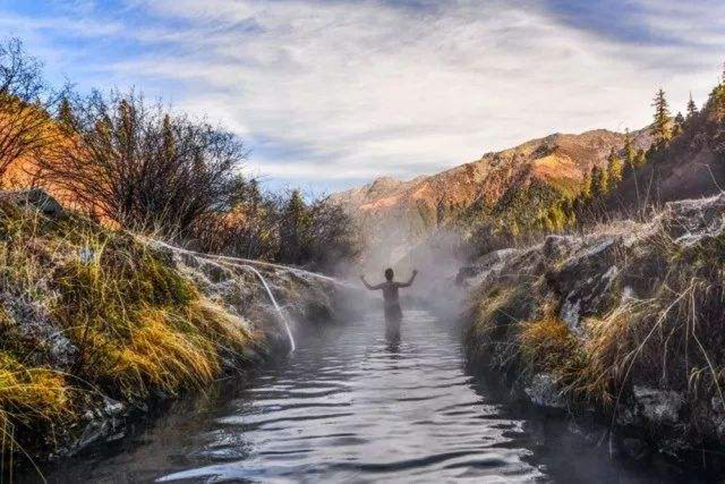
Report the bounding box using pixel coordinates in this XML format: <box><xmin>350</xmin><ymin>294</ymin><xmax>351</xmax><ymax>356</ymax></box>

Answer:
<box><xmin>466</xmin><ymin>281</ymin><xmax>537</xmax><ymax>367</ymax></box>
<box><xmin>519</xmin><ymin>308</ymin><xmax>577</xmax><ymax>373</ymax></box>
<box><xmin>108</xmin><ymin>313</ymin><xmax>220</xmax><ymax>395</ymax></box>
<box><xmin>467</xmin><ymin>213</ymin><xmax>725</xmax><ymax>426</ymax></box>
<box><xmin>0</xmin><ymin>354</ymin><xmax>69</xmax><ymax>426</ymax></box>
<box><xmin>0</xmin><ymin>200</ymin><xmax>261</xmax><ymax>463</ymax></box>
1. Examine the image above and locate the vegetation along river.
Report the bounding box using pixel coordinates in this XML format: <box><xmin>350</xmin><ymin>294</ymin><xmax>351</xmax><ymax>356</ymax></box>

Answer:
<box><xmin>36</xmin><ymin>309</ymin><xmax>683</xmax><ymax>483</ymax></box>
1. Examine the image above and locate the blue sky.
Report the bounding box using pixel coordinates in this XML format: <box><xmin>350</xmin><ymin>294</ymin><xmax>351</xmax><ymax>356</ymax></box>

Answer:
<box><xmin>1</xmin><ymin>0</ymin><xmax>723</xmax><ymax>194</ymax></box>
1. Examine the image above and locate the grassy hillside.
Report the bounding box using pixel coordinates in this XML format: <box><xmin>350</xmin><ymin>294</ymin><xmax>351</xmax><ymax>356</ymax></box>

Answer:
<box><xmin>333</xmin><ymin>128</ymin><xmax>652</xmax><ymax>268</ymax></box>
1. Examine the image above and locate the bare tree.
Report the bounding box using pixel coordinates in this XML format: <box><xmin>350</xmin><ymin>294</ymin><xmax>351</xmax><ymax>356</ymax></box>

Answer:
<box><xmin>36</xmin><ymin>89</ymin><xmax>248</xmax><ymax>236</ymax></box>
<box><xmin>305</xmin><ymin>197</ymin><xmax>360</xmax><ymax>270</ymax></box>
<box><xmin>0</xmin><ymin>38</ymin><xmax>63</xmax><ymax>182</ymax></box>
<box><xmin>190</xmin><ymin>179</ymin><xmax>283</xmax><ymax>260</ymax></box>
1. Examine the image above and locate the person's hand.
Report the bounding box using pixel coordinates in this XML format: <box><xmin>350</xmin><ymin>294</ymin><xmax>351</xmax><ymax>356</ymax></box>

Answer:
<box><xmin>412</xmin><ymin>269</ymin><xmax>418</xmax><ymax>276</ymax></box>
<box><xmin>359</xmin><ymin>274</ymin><xmax>366</xmax><ymax>281</ymax></box>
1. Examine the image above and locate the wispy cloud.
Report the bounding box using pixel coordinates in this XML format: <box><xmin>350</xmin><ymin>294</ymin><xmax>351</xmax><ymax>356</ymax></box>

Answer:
<box><xmin>0</xmin><ymin>0</ymin><xmax>723</xmax><ymax>191</ymax></box>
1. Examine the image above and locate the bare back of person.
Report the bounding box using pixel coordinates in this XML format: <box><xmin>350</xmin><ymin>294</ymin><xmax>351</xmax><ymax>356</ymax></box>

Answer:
<box><xmin>360</xmin><ymin>268</ymin><xmax>418</xmax><ymax>328</ymax></box>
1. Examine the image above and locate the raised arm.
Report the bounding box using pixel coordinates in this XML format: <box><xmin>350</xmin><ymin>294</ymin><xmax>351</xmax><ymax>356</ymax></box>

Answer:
<box><xmin>398</xmin><ymin>269</ymin><xmax>418</xmax><ymax>288</ymax></box>
<box><xmin>360</xmin><ymin>275</ymin><xmax>384</xmax><ymax>290</ymax></box>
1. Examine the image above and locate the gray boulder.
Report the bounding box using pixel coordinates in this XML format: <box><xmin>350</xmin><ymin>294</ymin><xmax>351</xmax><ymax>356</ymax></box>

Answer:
<box><xmin>524</xmin><ymin>373</ymin><xmax>566</xmax><ymax>409</ymax></box>
<box><xmin>663</xmin><ymin>194</ymin><xmax>725</xmax><ymax>245</ymax></box>
<box><xmin>0</xmin><ymin>293</ymin><xmax>77</xmax><ymax>369</ymax></box>
<box><xmin>547</xmin><ymin>237</ymin><xmax>622</xmax><ymax>331</ymax></box>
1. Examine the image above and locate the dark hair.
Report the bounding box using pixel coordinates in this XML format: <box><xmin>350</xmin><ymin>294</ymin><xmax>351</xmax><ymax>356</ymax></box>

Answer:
<box><xmin>384</xmin><ymin>268</ymin><xmax>394</xmax><ymax>280</ymax></box>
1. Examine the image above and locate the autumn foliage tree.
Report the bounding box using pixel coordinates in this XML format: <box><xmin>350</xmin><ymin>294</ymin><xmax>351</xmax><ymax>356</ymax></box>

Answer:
<box><xmin>0</xmin><ymin>38</ymin><xmax>65</xmax><ymax>183</ymax></box>
<box><xmin>36</xmin><ymin>90</ymin><xmax>247</xmax><ymax>236</ymax></box>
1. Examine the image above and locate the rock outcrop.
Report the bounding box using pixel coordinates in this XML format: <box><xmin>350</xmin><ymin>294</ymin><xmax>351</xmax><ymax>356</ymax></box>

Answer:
<box><xmin>463</xmin><ymin>193</ymin><xmax>725</xmax><ymax>454</ymax></box>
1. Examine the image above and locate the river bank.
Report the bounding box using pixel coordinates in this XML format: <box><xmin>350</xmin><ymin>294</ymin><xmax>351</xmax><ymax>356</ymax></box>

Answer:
<box><xmin>24</xmin><ymin>309</ymin><xmax>688</xmax><ymax>483</ymax></box>
<box><xmin>461</xmin><ymin>193</ymin><xmax>725</xmax><ymax>464</ymax></box>
<box><xmin>0</xmin><ymin>190</ymin><xmax>345</xmax><ymax>478</ymax></box>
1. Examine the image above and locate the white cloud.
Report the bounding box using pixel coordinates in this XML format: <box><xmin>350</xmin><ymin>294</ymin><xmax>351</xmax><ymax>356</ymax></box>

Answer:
<box><xmin>4</xmin><ymin>0</ymin><xmax>725</xmax><ymax>189</ymax></box>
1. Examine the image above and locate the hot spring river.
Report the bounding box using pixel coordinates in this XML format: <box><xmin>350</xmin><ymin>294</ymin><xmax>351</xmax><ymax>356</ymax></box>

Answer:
<box><xmin>38</xmin><ymin>309</ymin><xmax>681</xmax><ymax>483</ymax></box>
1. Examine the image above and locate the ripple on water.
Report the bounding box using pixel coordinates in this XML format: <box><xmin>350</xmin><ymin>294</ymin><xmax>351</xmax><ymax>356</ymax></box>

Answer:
<box><xmin>34</xmin><ymin>309</ymin><xmax>674</xmax><ymax>483</ymax></box>
<box><xmin>147</xmin><ymin>310</ymin><xmax>546</xmax><ymax>483</ymax></box>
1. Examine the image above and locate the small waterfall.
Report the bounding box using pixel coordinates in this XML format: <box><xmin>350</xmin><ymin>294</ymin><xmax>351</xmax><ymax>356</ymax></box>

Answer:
<box><xmin>244</xmin><ymin>265</ymin><xmax>296</xmax><ymax>352</ymax></box>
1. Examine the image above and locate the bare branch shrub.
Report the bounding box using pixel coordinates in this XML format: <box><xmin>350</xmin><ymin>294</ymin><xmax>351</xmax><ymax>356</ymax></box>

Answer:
<box><xmin>36</xmin><ymin>89</ymin><xmax>247</xmax><ymax>236</ymax></box>
<box><xmin>0</xmin><ymin>38</ymin><xmax>64</xmax><ymax>183</ymax></box>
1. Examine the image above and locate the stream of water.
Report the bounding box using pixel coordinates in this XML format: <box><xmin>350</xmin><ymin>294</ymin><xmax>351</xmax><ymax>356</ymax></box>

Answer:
<box><xmin>243</xmin><ymin>265</ymin><xmax>296</xmax><ymax>352</ymax></box>
<box><xmin>36</xmin><ymin>309</ymin><xmax>682</xmax><ymax>483</ymax></box>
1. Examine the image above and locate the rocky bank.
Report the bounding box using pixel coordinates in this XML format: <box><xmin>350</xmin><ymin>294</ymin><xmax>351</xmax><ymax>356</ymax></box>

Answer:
<box><xmin>462</xmin><ymin>192</ymin><xmax>725</xmax><ymax>458</ymax></box>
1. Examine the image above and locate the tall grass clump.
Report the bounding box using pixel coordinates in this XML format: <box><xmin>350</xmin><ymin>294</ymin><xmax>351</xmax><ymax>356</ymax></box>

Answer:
<box><xmin>577</xmin><ymin>226</ymin><xmax>725</xmax><ymax>409</ymax></box>
<box><xmin>518</xmin><ymin>302</ymin><xmax>591</xmax><ymax>391</ymax></box>
<box><xmin>466</xmin><ymin>279</ymin><xmax>537</xmax><ymax>368</ymax></box>
<box><xmin>0</xmin><ymin>199</ymin><xmax>260</xmax><ymax>464</ymax></box>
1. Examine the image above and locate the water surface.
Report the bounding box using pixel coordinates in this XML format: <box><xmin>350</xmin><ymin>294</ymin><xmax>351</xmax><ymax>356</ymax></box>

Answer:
<box><xmin>38</xmin><ymin>309</ymin><xmax>677</xmax><ymax>483</ymax></box>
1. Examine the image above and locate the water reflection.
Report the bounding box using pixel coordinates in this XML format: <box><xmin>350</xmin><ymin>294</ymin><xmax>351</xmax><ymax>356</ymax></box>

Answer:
<box><xmin>385</xmin><ymin>326</ymin><xmax>401</xmax><ymax>354</ymax></box>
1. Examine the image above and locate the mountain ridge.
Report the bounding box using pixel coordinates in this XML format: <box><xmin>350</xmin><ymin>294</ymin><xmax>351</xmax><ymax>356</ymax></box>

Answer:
<box><xmin>332</xmin><ymin>126</ymin><xmax>654</xmax><ymax>266</ymax></box>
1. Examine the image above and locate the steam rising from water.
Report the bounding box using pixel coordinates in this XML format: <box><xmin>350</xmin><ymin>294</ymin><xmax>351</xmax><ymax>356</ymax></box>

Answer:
<box><xmin>354</xmin><ymin>223</ymin><xmax>468</xmax><ymax>317</ymax></box>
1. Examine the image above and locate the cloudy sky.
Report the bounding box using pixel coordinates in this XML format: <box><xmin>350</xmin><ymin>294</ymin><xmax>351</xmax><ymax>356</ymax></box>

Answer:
<box><xmin>1</xmin><ymin>0</ymin><xmax>723</xmax><ymax>193</ymax></box>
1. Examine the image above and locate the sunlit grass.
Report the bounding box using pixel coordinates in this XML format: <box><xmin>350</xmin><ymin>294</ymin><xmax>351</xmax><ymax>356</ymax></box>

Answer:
<box><xmin>0</xmin><ymin>199</ymin><xmax>261</xmax><ymax>466</ymax></box>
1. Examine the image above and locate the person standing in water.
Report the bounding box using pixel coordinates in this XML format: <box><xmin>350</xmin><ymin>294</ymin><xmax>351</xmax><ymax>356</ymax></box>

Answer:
<box><xmin>360</xmin><ymin>268</ymin><xmax>418</xmax><ymax>331</ymax></box>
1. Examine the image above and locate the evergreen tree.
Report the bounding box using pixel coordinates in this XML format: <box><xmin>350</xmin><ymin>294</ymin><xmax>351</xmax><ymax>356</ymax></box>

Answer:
<box><xmin>606</xmin><ymin>148</ymin><xmax>623</xmax><ymax>189</ymax></box>
<box><xmin>651</xmin><ymin>88</ymin><xmax>671</xmax><ymax>147</ymax></box>
<box><xmin>672</xmin><ymin>111</ymin><xmax>685</xmax><ymax>137</ymax></box>
<box><xmin>686</xmin><ymin>92</ymin><xmax>698</xmax><ymax>120</ymax></box>
<box><xmin>579</xmin><ymin>169</ymin><xmax>593</xmax><ymax>200</ymax></box>
<box><xmin>508</xmin><ymin>219</ymin><xmax>520</xmax><ymax>237</ymax></box>
<box><xmin>623</xmin><ymin>128</ymin><xmax>635</xmax><ymax>167</ymax></box>
<box><xmin>248</xmin><ymin>178</ymin><xmax>262</xmax><ymax>210</ymax></box>
<box><xmin>58</xmin><ymin>97</ymin><xmax>75</xmax><ymax>126</ymax></box>
<box><xmin>561</xmin><ymin>197</ymin><xmax>576</xmax><ymax>226</ymax></box>
<box><xmin>280</xmin><ymin>189</ymin><xmax>311</xmax><ymax>263</ymax></box>
<box><xmin>714</xmin><ymin>78</ymin><xmax>725</xmax><ymax>123</ymax></box>
<box><xmin>634</xmin><ymin>148</ymin><xmax>647</xmax><ymax>167</ymax></box>
<box><xmin>547</xmin><ymin>204</ymin><xmax>566</xmax><ymax>231</ymax></box>
<box><xmin>591</xmin><ymin>165</ymin><xmax>609</xmax><ymax>198</ymax></box>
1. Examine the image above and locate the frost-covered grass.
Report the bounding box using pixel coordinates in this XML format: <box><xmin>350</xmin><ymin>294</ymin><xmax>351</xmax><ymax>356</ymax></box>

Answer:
<box><xmin>465</xmin><ymin>200</ymin><xmax>725</xmax><ymax>445</ymax></box>
<box><xmin>0</xmin><ymin>198</ymin><xmax>261</xmax><ymax>468</ymax></box>
<box><xmin>579</xmin><ymin>225</ymin><xmax>725</xmax><ymax>405</ymax></box>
